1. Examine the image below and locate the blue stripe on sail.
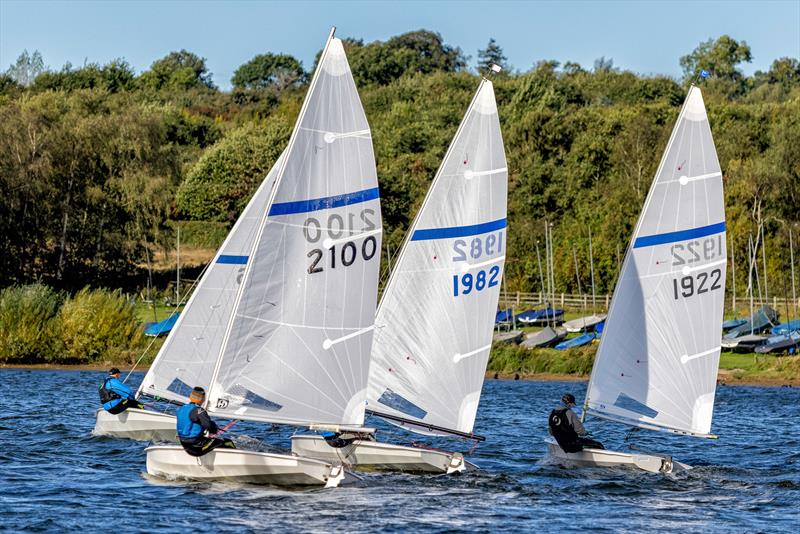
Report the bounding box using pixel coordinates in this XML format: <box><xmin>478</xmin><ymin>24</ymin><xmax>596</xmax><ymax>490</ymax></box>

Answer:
<box><xmin>268</xmin><ymin>187</ymin><xmax>380</xmax><ymax>216</ymax></box>
<box><xmin>633</xmin><ymin>221</ymin><xmax>725</xmax><ymax>249</ymax></box>
<box><xmin>216</xmin><ymin>255</ymin><xmax>248</xmax><ymax>264</ymax></box>
<box><xmin>411</xmin><ymin>218</ymin><xmax>507</xmax><ymax>241</ymax></box>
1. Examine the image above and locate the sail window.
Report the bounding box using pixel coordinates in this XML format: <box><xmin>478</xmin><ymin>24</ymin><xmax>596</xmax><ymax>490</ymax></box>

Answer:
<box><xmin>228</xmin><ymin>384</ymin><xmax>283</xmax><ymax>412</ymax></box>
<box><xmin>613</xmin><ymin>393</ymin><xmax>658</xmax><ymax>418</ymax></box>
<box><xmin>166</xmin><ymin>377</ymin><xmax>193</xmax><ymax>397</ymax></box>
<box><xmin>377</xmin><ymin>389</ymin><xmax>427</xmax><ymax>419</ymax></box>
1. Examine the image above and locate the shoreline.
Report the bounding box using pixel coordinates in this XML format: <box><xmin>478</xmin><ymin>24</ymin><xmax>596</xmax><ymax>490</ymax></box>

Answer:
<box><xmin>2</xmin><ymin>364</ymin><xmax>795</xmax><ymax>387</ymax></box>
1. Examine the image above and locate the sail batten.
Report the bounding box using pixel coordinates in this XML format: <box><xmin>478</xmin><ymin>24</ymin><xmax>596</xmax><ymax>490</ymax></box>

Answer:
<box><xmin>206</xmin><ymin>32</ymin><xmax>382</xmax><ymax>428</ymax></box>
<box><xmin>585</xmin><ymin>86</ymin><xmax>726</xmax><ymax>437</ymax></box>
<box><xmin>366</xmin><ymin>80</ymin><xmax>507</xmax><ymax>436</ymax></box>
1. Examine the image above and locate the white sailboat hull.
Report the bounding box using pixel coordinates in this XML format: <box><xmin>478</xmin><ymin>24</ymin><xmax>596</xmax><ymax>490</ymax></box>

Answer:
<box><xmin>93</xmin><ymin>408</ymin><xmax>177</xmax><ymax>442</ymax></box>
<box><xmin>290</xmin><ymin>435</ymin><xmax>474</xmax><ymax>474</ymax></box>
<box><xmin>545</xmin><ymin>439</ymin><xmax>690</xmax><ymax>474</ymax></box>
<box><xmin>145</xmin><ymin>445</ymin><xmax>347</xmax><ymax>487</ymax></box>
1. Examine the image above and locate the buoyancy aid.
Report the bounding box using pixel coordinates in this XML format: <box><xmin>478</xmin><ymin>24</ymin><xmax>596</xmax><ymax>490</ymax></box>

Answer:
<box><xmin>549</xmin><ymin>408</ymin><xmax>583</xmax><ymax>453</ymax></box>
<box><xmin>99</xmin><ymin>378</ymin><xmax>121</xmax><ymax>404</ymax></box>
<box><xmin>177</xmin><ymin>404</ymin><xmax>204</xmax><ymax>440</ymax></box>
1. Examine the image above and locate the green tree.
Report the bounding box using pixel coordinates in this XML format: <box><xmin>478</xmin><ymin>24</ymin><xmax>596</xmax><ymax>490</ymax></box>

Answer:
<box><xmin>477</xmin><ymin>38</ymin><xmax>508</xmax><ymax>73</ymax></box>
<box><xmin>232</xmin><ymin>53</ymin><xmax>305</xmax><ymax>90</ymax></box>
<box><xmin>31</xmin><ymin>59</ymin><xmax>135</xmax><ymax>93</ymax></box>
<box><xmin>680</xmin><ymin>35</ymin><xmax>752</xmax><ymax>82</ymax></box>
<box><xmin>345</xmin><ymin>30</ymin><xmax>467</xmax><ymax>86</ymax></box>
<box><xmin>138</xmin><ymin>50</ymin><xmax>215</xmax><ymax>91</ymax></box>
<box><xmin>176</xmin><ymin>119</ymin><xmax>292</xmax><ymax>221</ymax></box>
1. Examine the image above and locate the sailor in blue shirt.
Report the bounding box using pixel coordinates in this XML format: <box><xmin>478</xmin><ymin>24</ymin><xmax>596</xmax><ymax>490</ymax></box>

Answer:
<box><xmin>99</xmin><ymin>368</ymin><xmax>144</xmax><ymax>415</ymax></box>
<box><xmin>176</xmin><ymin>387</ymin><xmax>236</xmax><ymax>457</ymax></box>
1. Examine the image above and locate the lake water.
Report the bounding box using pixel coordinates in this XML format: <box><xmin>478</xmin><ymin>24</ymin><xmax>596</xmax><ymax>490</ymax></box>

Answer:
<box><xmin>1</xmin><ymin>369</ymin><xmax>798</xmax><ymax>532</ymax></box>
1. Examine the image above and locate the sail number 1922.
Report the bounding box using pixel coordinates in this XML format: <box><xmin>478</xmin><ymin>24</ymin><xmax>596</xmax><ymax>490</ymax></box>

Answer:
<box><xmin>672</xmin><ymin>268</ymin><xmax>722</xmax><ymax>299</ymax></box>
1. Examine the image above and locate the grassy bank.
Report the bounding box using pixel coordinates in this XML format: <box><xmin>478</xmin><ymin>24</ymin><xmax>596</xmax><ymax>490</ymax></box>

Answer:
<box><xmin>486</xmin><ymin>342</ymin><xmax>800</xmax><ymax>385</ymax></box>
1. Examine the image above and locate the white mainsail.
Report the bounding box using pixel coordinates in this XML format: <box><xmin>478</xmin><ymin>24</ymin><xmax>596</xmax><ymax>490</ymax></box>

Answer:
<box><xmin>207</xmin><ymin>34</ymin><xmax>382</xmax><ymax>428</ymax></box>
<box><xmin>365</xmin><ymin>79</ymin><xmax>507</xmax><ymax>435</ymax></box>
<box><xmin>585</xmin><ymin>86</ymin><xmax>726</xmax><ymax>437</ymax></box>
<box><xmin>137</xmin><ymin>152</ymin><xmax>285</xmax><ymax>404</ymax></box>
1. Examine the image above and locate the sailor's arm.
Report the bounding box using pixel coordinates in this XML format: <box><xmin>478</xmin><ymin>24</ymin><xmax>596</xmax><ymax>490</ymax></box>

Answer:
<box><xmin>191</xmin><ymin>407</ymin><xmax>219</xmax><ymax>435</ymax></box>
<box><xmin>108</xmin><ymin>378</ymin><xmax>135</xmax><ymax>399</ymax></box>
<box><xmin>567</xmin><ymin>409</ymin><xmax>587</xmax><ymax>436</ymax></box>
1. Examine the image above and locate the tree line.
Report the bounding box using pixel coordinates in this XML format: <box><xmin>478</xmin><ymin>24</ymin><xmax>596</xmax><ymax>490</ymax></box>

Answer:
<box><xmin>1</xmin><ymin>31</ymin><xmax>798</xmax><ymax>308</ymax></box>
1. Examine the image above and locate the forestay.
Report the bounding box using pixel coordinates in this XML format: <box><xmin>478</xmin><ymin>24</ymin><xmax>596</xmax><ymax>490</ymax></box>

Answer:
<box><xmin>207</xmin><ymin>35</ymin><xmax>382</xmax><ymax>427</ymax></box>
<box><xmin>585</xmin><ymin>87</ymin><xmax>726</xmax><ymax>437</ymax></box>
<box><xmin>366</xmin><ymin>80</ymin><xmax>507</xmax><ymax>435</ymax></box>
<box><xmin>137</xmin><ymin>153</ymin><xmax>285</xmax><ymax>404</ymax></box>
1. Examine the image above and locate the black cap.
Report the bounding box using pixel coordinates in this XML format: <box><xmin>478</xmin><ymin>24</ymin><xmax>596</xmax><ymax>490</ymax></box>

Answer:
<box><xmin>562</xmin><ymin>393</ymin><xmax>576</xmax><ymax>405</ymax></box>
<box><xmin>109</xmin><ymin>367</ymin><xmax>121</xmax><ymax>375</ymax></box>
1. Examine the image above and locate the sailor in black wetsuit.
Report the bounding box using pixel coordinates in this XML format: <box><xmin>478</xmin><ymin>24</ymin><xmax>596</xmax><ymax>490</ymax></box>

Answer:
<box><xmin>176</xmin><ymin>387</ymin><xmax>236</xmax><ymax>457</ymax></box>
<box><xmin>549</xmin><ymin>393</ymin><xmax>604</xmax><ymax>452</ymax></box>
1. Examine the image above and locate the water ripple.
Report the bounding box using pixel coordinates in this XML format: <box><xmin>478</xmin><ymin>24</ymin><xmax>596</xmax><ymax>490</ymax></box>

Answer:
<box><xmin>0</xmin><ymin>370</ymin><xmax>798</xmax><ymax>532</ymax></box>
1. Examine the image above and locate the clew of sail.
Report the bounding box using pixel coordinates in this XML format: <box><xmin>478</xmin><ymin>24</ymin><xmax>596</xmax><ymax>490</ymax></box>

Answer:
<box><xmin>137</xmin><ymin>152</ymin><xmax>285</xmax><ymax>404</ymax></box>
<box><xmin>366</xmin><ymin>80</ymin><xmax>507</xmax><ymax>436</ymax></box>
<box><xmin>207</xmin><ymin>35</ymin><xmax>382</xmax><ymax>428</ymax></box>
<box><xmin>585</xmin><ymin>86</ymin><xmax>726</xmax><ymax>437</ymax></box>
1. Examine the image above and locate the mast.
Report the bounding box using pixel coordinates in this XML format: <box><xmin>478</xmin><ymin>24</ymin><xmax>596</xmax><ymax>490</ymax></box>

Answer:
<box><xmin>730</xmin><ymin>233</ymin><xmax>736</xmax><ymax>318</ymax></box>
<box><xmin>536</xmin><ymin>241</ymin><xmax>546</xmax><ymax>307</ymax></box>
<box><xmin>572</xmin><ymin>245</ymin><xmax>585</xmax><ymax>327</ymax></box>
<box><xmin>176</xmin><ymin>226</ymin><xmax>181</xmax><ymax>305</ymax></box>
<box><xmin>791</xmin><ymin>227</ymin><xmax>797</xmax><ymax>322</ymax></box>
<box><xmin>588</xmin><ymin>226</ymin><xmax>596</xmax><ymax>314</ymax></box>
<box><xmin>761</xmin><ymin>223</ymin><xmax>769</xmax><ymax>304</ymax></box>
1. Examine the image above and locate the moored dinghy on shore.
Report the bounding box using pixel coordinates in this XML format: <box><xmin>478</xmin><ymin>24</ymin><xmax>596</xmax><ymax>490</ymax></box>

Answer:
<box><xmin>146</xmin><ymin>28</ymin><xmax>383</xmax><ymax>487</ymax></box>
<box><xmin>548</xmin><ymin>86</ymin><xmax>727</xmax><ymax>473</ymax></box>
<box><xmin>293</xmin><ymin>71</ymin><xmax>508</xmax><ymax>473</ymax></box>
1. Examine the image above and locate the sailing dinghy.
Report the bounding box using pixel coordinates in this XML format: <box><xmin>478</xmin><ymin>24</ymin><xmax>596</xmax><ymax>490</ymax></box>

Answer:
<box><xmin>292</xmin><ymin>75</ymin><xmax>507</xmax><ymax>473</ymax></box>
<box><xmin>548</xmin><ymin>86</ymin><xmax>726</xmax><ymax>474</ymax></box>
<box><xmin>93</xmin><ymin>150</ymin><xmax>286</xmax><ymax>442</ymax></box>
<box><xmin>146</xmin><ymin>28</ymin><xmax>383</xmax><ymax>487</ymax></box>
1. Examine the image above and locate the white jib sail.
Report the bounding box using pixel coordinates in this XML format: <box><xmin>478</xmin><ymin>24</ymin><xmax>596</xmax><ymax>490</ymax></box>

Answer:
<box><xmin>366</xmin><ymin>80</ymin><xmax>507</xmax><ymax>435</ymax></box>
<box><xmin>137</xmin><ymin>152</ymin><xmax>285</xmax><ymax>404</ymax></box>
<box><xmin>207</xmin><ymin>33</ymin><xmax>382</xmax><ymax>428</ymax></box>
<box><xmin>585</xmin><ymin>86</ymin><xmax>726</xmax><ymax>437</ymax></box>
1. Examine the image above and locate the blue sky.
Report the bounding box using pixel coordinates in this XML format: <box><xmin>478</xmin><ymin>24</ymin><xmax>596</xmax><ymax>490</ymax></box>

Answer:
<box><xmin>1</xmin><ymin>0</ymin><xmax>798</xmax><ymax>89</ymax></box>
